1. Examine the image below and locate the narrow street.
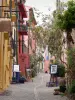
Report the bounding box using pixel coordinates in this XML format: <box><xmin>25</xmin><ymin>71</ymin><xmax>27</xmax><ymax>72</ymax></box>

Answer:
<box><xmin>0</xmin><ymin>73</ymin><xmax>67</xmax><ymax>100</ymax></box>
<box><xmin>0</xmin><ymin>0</ymin><xmax>75</xmax><ymax>100</ymax></box>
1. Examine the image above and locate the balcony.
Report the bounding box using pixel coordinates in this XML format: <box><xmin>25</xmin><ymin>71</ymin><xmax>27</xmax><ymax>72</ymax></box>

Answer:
<box><xmin>18</xmin><ymin>24</ymin><xmax>28</xmax><ymax>35</ymax></box>
<box><xmin>18</xmin><ymin>2</ymin><xmax>27</xmax><ymax>19</ymax></box>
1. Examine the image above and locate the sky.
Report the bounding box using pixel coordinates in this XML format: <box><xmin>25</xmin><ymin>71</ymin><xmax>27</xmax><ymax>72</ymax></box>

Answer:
<box><xmin>25</xmin><ymin>0</ymin><xmax>68</xmax><ymax>24</ymax></box>
<box><xmin>25</xmin><ymin>0</ymin><xmax>56</xmax><ymax>14</ymax></box>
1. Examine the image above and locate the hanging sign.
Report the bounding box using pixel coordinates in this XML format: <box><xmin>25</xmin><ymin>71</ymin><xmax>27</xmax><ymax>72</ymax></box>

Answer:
<box><xmin>13</xmin><ymin>65</ymin><xmax>20</xmax><ymax>72</ymax></box>
<box><xmin>50</xmin><ymin>65</ymin><xmax>57</xmax><ymax>74</ymax></box>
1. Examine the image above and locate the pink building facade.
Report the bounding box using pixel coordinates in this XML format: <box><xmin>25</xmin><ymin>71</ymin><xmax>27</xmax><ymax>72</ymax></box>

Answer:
<box><xmin>18</xmin><ymin>5</ymin><xmax>36</xmax><ymax>76</ymax></box>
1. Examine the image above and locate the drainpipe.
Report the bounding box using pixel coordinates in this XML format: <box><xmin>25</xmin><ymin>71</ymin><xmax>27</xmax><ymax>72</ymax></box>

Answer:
<box><xmin>15</xmin><ymin>0</ymin><xmax>20</xmax><ymax>83</ymax></box>
<box><xmin>15</xmin><ymin>0</ymin><xmax>18</xmax><ymax>64</ymax></box>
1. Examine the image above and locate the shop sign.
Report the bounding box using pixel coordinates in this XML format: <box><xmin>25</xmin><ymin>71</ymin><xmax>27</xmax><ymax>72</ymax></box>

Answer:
<box><xmin>50</xmin><ymin>65</ymin><xmax>57</xmax><ymax>74</ymax></box>
<box><xmin>13</xmin><ymin>65</ymin><xmax>20</xmax><ymax>72</ymax></box>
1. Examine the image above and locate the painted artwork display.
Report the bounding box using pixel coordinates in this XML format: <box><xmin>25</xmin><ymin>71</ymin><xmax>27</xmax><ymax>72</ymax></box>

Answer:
<box><xmin>13</xmin><ymin>65</ymin><xmax>20</xmax><ymax>72</ymax></box>
<box><xmin>51</xmin><ymin>65</ymin><xmax>57</xmax><ymax>74</ymax></box>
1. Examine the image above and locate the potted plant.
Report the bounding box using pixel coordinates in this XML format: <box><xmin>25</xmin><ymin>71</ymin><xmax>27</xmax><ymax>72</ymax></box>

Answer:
<box><xmin>12</xmin><ymin>77</ymin><xmax>16</xmax><ymax>83</ymax></box>
<box><xmin>53</xmin><ymin>63</ymin><xmax>66</xmax><ymax>94</ymax></box>
<box><xmin>67</xmin><ymin>80</ymin><xmax>75</xmax><ymax>100</ymax></box>
<box><xmin>57</xmin><ymin>64</ymin><xmax>65</xmax><ymax>77</ymax></box>
<box><xmin>57</xmin><ymin>64</ymin><xmax>66</xmax><ymax>93</ymax></box>
<box><xmin>19</xmin><ymin>73</ymin><xmax>26</xmax><ymax>83</ymax></box>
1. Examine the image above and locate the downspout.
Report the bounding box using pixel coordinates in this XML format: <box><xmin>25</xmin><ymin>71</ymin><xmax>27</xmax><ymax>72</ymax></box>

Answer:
<box><xmin>15</xmin><ymin>0</ymin><xmax>18</xmax><ymax>64</ymax></box>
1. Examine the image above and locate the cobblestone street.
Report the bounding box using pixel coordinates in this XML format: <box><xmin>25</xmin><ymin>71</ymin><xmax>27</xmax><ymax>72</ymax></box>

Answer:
<box><xmin>0</xmin><ymin>73</ymin><xmax>67</xmax><ymax>100</ymax></box>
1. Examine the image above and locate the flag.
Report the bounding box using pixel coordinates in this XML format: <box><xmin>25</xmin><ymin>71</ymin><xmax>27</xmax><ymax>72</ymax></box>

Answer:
<box><xmin>44</xmin><ymin>45</ymin><xmax>49</xmax><ymax>60</ymax></box>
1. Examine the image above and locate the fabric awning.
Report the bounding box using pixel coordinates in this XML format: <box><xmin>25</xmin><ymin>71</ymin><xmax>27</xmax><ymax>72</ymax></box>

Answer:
<box><xmin>18</xmin><ymin>3</ymin><xmax>27</xmax><ymax>19</ymax></box>
<box><xmin>0</xmin><ymin>18</ymin><xmax>11</xmax><ymax>32</ymax></box>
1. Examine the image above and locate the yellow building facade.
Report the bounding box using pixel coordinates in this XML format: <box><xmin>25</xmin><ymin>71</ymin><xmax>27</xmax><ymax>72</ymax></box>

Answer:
<box><xmin>0</xmin><ymin>0</ymin><xmax>13</xmax><ymax>92</ymax></box>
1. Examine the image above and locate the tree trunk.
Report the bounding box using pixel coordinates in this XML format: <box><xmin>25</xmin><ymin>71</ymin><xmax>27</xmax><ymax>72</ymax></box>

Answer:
<box><xmin>66</xmin><ymin>31</ymin><xmax>74</xmax><ymax>49</ymax></box>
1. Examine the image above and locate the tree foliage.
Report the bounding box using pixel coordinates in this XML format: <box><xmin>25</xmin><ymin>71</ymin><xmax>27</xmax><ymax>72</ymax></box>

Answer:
<box><xmin>32</xmin><ymin>8</ymin><xmax>63</xmax><ymax>58</ymax></box>
<box><xmin>32</xmin><ymin>26</ymin><xmax>44</xmax><ymax>47</ymax></box>
<box><xmin>56</xmin><ymin>0</ymin><xmax>75</xmax><ymax>47</ymax></box>
<box><xmin>30</xmin><ymin>54</ymin><xmax>43</xmax><ymax>69</ymax></box>
<box><xmin>56</xmin><ymin>0</ymin><xmax>75</xmax><ymax>29</ymax></box>
<box><xmin>48</xmin><ymin>28</ymin><xmax>62</xmax><ymax>57</ymax></box>
<box><xmin>67</xmin><ymin>48</ymin><xmax>75</xmax><ymax>69</ymax></box>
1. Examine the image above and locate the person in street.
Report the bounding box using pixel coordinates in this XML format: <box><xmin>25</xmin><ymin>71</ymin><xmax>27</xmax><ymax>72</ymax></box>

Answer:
<box><xmin>49</xmin><ymin>60</ymin><xmax>58</xmax><ymax>86</ymax></box>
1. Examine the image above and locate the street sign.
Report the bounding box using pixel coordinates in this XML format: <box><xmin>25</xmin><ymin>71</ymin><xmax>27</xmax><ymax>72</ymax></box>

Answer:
<box><xmin>13</xmin><ymin>65</ymin><xmax>20</xmax><ymax>72</ymax></box>
<box><xmin>50</xmin><ymin>65</ymin><xmax>57</xmax><ymax>74</ymax></box>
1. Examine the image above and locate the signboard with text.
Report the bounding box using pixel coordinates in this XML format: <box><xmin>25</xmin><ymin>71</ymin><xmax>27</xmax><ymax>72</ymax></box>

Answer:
<box><xmin>13</xmin><ymin>65</ymin><xmax>20</xmax><ymax>72</ymax></box>
<box><xmin>50</xmin><ymin>65</ymin><xmax>57</xmax><ymax>74</ymax></box>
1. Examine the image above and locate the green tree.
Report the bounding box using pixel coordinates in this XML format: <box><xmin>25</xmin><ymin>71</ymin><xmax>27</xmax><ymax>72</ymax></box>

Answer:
<box><xmin>30</xmin><ymin>54</ymin><xmax>43</xmax><ymax>77</ymax></box>
<box><xmin>56</xmin><ymin>0</ymin><xmax>75</xmax><ymax>48</ymax></box>
<box><xmin>32</xmin><ymin>9</ymin><xmax>63</xmax><ymax>59</ymax></box>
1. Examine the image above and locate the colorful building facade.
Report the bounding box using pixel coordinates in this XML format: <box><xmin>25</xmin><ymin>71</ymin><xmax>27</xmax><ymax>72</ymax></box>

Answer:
<box><xmin>17</xmin><ymin>1</ymin><xmax>29</xmax><ymax>76</ymax></box>
<box><xmin>0</xmin><ymin>0</ymin><xmax>13</xmax><ymax>92</ymax></box>
<box><xmin>0</xmin><ymin>0</ymin><xmax>37</xmax><ymax>92</ymax></box>
<box><xmin>18</xmin><ymin>5</ymin><xmax>37</xmax><ymax>77</ymax></box>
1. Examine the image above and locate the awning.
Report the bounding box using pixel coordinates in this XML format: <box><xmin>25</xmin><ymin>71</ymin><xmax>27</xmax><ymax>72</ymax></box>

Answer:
<box><xmin>18</xmin><ymin>3</ymin><xmax>27</xmax><ymax>19</ymax></box>
<box><xmin>0</xmin><ymin>18</ymin><xmax>11</xmax><ymax>32</ymax></box>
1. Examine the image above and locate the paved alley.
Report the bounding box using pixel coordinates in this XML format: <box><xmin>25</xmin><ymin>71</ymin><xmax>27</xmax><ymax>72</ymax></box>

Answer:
<box><xmin>0</xmin><ymin>73</ymin><xmax>67</xmax><ymax>100</ymax></box>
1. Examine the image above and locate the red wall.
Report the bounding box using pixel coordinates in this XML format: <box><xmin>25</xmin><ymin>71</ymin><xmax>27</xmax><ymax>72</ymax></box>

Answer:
<box><xmin>18</xmin><ymin>3</ymin><xmax>30</xmax><ymax>76</ymax></box>
<box><xmin>18</xmin><ymin>34</ymin><xmax>30</xmax><ymax>76</ymax></box>
<box><xmin>18</xmin><ymin>53</ymin><xmax>30</xmax><ymax>76</ymax></box>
